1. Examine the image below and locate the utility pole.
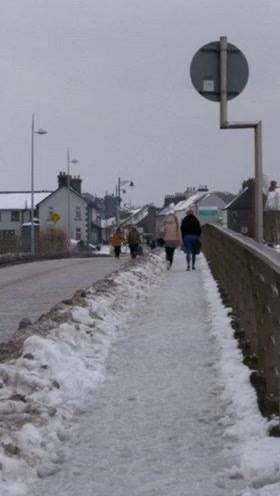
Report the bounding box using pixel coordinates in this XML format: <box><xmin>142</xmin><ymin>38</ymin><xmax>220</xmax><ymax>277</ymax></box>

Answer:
<box><xmin>30</xmin><ymin>115</ymin><xmax>47</xmax><ymax>256</ymax></box>
<box><xmin>116</xmin><ymin>177</ymin><xmax>121</xmax><ymax>227</ymax></box>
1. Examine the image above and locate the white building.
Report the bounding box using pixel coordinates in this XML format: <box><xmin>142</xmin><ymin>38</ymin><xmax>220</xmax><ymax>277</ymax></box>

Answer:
<box><xmin>0</xmin><ymin>192</ymin><xmax>50</xmax><ymax>242</ymax></box>
<box><xmin>38</xmin><ymin>187</ymin><xmax>89</xmax><ymax>242</ymax></box>
<box><xmin>37</xmin><ymin>173</ymin><xmax>102</xmax><ymax>245</ymax></box>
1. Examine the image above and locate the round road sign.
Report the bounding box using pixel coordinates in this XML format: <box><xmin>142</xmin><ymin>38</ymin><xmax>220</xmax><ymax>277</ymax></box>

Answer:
<box><xmin>190</xmin><ymin>41</ymin><xmax>249</xmax><ymax>101</ymax></box>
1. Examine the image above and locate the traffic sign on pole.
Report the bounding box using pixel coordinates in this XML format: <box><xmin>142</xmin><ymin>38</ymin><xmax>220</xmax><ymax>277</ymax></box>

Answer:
<box><xmin>190</xmin><ymin>41</ymin><xmax>249</xmax><ymax>102</ymax></box>
<box><xmin>189</xmin><ymin>37</ymin><xmax>263</xmax><ymax>243</ymax></box>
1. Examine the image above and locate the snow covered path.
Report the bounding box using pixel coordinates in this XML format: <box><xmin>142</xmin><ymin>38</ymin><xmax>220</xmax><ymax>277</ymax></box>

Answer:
<box><xmin>29</xmin><ymin>253</ymin><xmax>247</xmax><ymax>496</ymax></box>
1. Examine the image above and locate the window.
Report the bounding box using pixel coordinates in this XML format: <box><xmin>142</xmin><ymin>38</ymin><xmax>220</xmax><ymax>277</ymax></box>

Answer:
<box><xmin>76</xmin><ymin>228</ymin><xmax>81</xmax><ymax>240</ymax></box>
<box><xmin>75</xmin><ymin>206</ymin><xmax>81</xmax><ymax>220</ymax></box>
<box><xmin>0</xmin><ymin>230</ymin><xmax>16</xmax><ymax>240</ymax></box>
<box><xmin>11</xmin><ymin>210</ymin><xmax>20</xmax><ymax>222</ymax></box>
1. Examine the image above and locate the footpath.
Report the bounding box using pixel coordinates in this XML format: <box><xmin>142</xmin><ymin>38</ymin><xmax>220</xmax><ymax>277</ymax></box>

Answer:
<box><xmin>1</xmin><ymin>252</ymin><xmax>278</xmax><ymax>496</ymax></box>
<box><xmin>30</xmin><ymin>253</ymin><xmax>251</xmax><ymax>496</ymax></box>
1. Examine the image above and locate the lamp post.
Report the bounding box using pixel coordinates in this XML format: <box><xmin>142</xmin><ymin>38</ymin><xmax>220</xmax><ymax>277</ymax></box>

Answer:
<box><xmin>31</xmin><ymin>114</ymin><xmax>48</xmax><ymax>256</ymax></box>
<box><xmin>66</xmin><ymin>148</ymin><xmax>79</xmax><ymax>244</ymax></box>
<box><xmin>116</xmin><ymin>177</ymin><xmax>134</xmax><ymax>226</ymax></box>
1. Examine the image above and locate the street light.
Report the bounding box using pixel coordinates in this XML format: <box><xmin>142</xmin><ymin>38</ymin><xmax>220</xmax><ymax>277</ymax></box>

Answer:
<box><xmin>116</xmin><ymin>177</ymin><xmax>134</xmax><ymax>226</ymax></box>
<box><xmin>66</xmin><ymin>148</ymin><xmax>79</xmax><ymax>244</ymax></box>
<box><xmin>31</xmin><ymin>114</ymin><xmax>48</xmax><ymax>256</ymax></box>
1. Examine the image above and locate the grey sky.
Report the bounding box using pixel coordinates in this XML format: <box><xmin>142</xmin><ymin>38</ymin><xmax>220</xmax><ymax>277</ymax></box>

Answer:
<box><xmin>0</xmin><ymin>0</ymin><xmax>279</xmax><ymax>205</ymax></box>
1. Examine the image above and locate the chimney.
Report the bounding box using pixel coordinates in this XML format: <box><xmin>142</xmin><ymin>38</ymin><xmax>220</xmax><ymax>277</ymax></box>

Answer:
<box><xmin>70</xmin><ymin>175</ymin><xmax>82</xmax><ymax>194</ymax></box>
<box><xmin>58</xmin><ymin>171</ymin><xmax>68</xmax><ymax>188</ymax></box>
<box><xmin>197</xmin><ymin>185</ymin><xmax>209</xmax><ymax>192</ymax></box>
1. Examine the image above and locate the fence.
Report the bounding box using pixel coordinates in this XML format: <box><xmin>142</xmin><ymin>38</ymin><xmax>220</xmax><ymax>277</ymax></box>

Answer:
<box><xmin>0</xmin><ymin>228</ymin><xmax>68</xmax><ymax>261</ymax></box>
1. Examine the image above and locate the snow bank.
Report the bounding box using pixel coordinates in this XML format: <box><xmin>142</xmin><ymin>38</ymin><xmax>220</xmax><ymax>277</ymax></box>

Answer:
<box><xmin>0</xmin><ymin>254</ymin><xmax>165</xmax><ymax>496</ymax></box>
<box><xmin>201</xmin><ymin>257</ymin><xmax>280</xmax><ymax>495</ymax></box>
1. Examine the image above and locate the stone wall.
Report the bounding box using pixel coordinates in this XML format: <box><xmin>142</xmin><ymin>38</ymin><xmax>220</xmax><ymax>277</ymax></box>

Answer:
<box><xmin>264</xmin><ymin>210</ymin><xmax>280</xmax><ymax>245</ymax></box>
<box><xmin>202</xmin><ymin>224</ymin><xmax>280</xmax><ymax>415</ymax></box>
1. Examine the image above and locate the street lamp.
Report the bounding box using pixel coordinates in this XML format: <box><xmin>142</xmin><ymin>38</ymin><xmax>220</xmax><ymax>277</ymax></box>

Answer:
<box><xmin>31</xmin><ymin>114</ymin><xmax>48</xmax><ymax>256</ymax></box>
<box><xmin>66</xmin><ymin>148</ymin><xmax>79</xmax><ymax>244</ymax></box>
<box><xmin>116</xmin><ymin>177</ymin><xmax>134</xmax><ymax>226</ymax></box>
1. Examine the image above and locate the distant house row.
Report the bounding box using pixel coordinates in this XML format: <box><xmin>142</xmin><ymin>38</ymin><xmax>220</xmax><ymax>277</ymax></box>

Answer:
<box><xmin>0</xmin><ymin>181</ymin><xmax>237</xmax><ymax>252</ymax></box>
<box><xmin>0</xmin><ymin>173</ymin><xmax>105</xmax><ymax>251</ymax></box>
<box><xmin>1</xmin><ymin>176</ymin><xmax>279</xmax><ymax>253</ymax></box>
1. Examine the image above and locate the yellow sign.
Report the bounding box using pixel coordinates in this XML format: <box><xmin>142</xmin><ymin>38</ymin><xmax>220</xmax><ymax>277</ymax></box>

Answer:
<box><xmin>49</xmin><ymin>211</ymin><xmax>61</xmax><ymax>224</ymax></box>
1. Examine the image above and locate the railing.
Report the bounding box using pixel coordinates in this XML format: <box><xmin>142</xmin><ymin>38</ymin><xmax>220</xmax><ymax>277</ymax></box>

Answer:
<box><xmin>203</xmin><ymin>224</ymin><xmax>280</xmax><ymax>416</ymax></box>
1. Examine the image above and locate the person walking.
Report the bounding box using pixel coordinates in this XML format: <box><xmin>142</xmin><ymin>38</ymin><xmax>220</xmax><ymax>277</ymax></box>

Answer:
<box><xmin>160</xmin><ymin>206</ymin><xmax>181</xmax><ymax>269</ymax></box>
<box><xmin>111</xmin><ymin>228</ymin><xmax>124</xmax><ymax>258</ymax></box>
<box><xmin>180</xmin><ymin>208</ymin><xmax>201</xmax><ymax>271</ymax></box>
<box><xmin>128</xmin><ymin>227</ymin><xmax>141</xmax><ymax>259</ymax></box>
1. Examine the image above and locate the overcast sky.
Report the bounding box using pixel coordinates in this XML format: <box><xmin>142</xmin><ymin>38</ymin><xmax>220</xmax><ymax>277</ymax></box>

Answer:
<box><xmin>0</xmin><ymin>0</ymin><xmax>279</xmax><ymax>205</ymax></box>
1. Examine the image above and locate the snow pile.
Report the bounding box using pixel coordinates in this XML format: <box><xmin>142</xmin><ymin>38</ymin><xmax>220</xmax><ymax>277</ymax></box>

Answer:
<box><xmin>0</xmin><ymin>254</ymin><xmax>164</xmax><ymax>496</ymax></box>
<box><xmin>202</xmin><ymin>258</ymin><xmax>280</xmax><ymax>495</ymax></box>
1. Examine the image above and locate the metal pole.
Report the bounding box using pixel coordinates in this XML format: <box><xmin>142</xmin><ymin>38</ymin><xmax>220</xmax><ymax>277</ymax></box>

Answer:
<box><xmin>67</xmin><ymin>148</ymin><xmax>70</xmax><ymax>245</ymax></box>
<box><xmin>220</xmin><ymin>36</ymin><xmax>228</xmax><ymax>127</ymax></box>
<box><xmin>219</xmin><ymin>35</ymin><xmax>263</xmax><ymax>243</ymax></box>
<box><xmin>116</xmin><ymin>177</ymin><xmax>121</xmax><ymax>227</ymax></box>
<box><xmin>254</xmin><ymin>122</ymin><xmax>263</xmax><ymax>242</ymax></box>
<box><xmin>31</xmin><ymin>114</ymin><xmax>35</xmax><ymax>256</ymax></box>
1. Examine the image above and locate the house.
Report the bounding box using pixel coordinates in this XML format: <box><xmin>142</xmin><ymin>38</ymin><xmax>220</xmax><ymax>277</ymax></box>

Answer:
<box><xmin>223</xmin><ymin>187</ymin><xmax>254</xmax><ymax>236</ymax></box>
<box><xmin>223</xmin><ymin>179</ymin><xmax>268</xmax><ymax>238</ymax></box>
<box><xmin>0</xmin><ymin>191</ymin><xmax>50</xmax><ymax>253</ymax></box>
<box><xmin>196</xmin><ymin>191</ymin><xmax>235</xmax><ymax>226</ymax></box>
<box><xmin>101</xmin><ymin>217</ymin><xmax>117</xmax><ymax>243</ymax></box>
<box><xmin>37</xmin><ymin>172</ymin><xmax>102</xmax><ymax>246</ymax></box>
<box><xmin>174</xmin><ymin>190</ymin><xmax>209</xmax><ymax>224</ymax></box>
<box><xmin>156</xmin><ymin>188</ymin><xmax>235</xmax><ymax>236</ymax></box>
<box><xmin>82</xmin><ymin>193</ymin><xmax>103</xmax><ymax>245</ymax></box>
<box><xmin>264</xmin><ymin>181</ymin><xmax>280</xmax><ymax>245</ymax></box>
<box><xmin>120</xmin><ymin>205</ymin><xmax>160</xmax><ymax>242</ymax></box>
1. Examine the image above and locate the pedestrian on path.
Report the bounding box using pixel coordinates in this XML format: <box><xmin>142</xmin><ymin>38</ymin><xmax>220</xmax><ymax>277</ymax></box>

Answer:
<box><xmin>111</xmin><ymin>228</ymin><xmax>124</xmax><ymax>258</ymax></box>
<box><xmin>181</xmin><ymin>208</ymin><xmax>201</xmax><ymax>271</ymax></box>
<box><xmin>160</xmin><ymin>205</ymin><xmax>181</xmax><ymax>269</ymax></box>
<box><xmin>128</xmin><ymin>227</ymin><xmax>141</xmax><ymax>259</ymax></box>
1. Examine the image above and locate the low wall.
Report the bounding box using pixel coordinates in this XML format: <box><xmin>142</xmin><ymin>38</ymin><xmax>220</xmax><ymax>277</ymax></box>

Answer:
<box><xmin>202</xmin><ymin>225</ymin><xmax>280</xmax><ymax>414</ymax></box>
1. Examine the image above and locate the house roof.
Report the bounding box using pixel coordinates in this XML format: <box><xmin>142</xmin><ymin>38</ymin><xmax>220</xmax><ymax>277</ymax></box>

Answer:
<box><xmin>0</xmin><ymin>192</ymin><xmax>50</xmax><ymax>210</ymax></box>
<box><xmin>213</xmin><ymin>191</ymin><xmax>235</xmax><ymax>204</ymax></box>
<box><xmin>36</xmin><ymin>186</ymin><xmax>88</xmax><ymax>207</ymax></box>
<box><xmin>121</xmin><ymin>206</ymin><xmax>150</xmax><ymax>226</ymax></box>
<box><xmin>224</xmin><ymin>188</ymin><xmax>250</xmax><ymax>210</ymax></box>
<box><xmin>82</xmin><ymin>193</ymin><xmax>103</xmax><ymax>211</ymax></box>
<box><xmin>175</xmin><ymin>192</ymin><xmax>207</xmax><ymax>212</ymax></box>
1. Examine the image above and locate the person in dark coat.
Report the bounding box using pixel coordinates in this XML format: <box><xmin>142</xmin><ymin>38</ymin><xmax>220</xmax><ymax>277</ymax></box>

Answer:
<box><xmin>180</xmin><ymin>208</ymin><xmax>201</xmax><ymax>270</ymax></box>
<box><xmin>128</xmin><ymin>227</ymin><xmax>141</xmax><ymax>259</ymax></box>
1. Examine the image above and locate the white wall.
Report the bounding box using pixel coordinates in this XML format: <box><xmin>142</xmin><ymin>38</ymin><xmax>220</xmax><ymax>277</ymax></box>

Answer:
<box><xmin>0</xmin><ymin>210</ymin><xmax>30</xmax><ymax>236</ymax></box>
<box><xmin>38</xmin><ymin>187</ymin><xmax>88</xmax><ymax>242</ymax></box>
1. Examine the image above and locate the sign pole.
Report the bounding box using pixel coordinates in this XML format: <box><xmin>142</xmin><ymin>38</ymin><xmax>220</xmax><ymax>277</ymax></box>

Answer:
<box><xmin>220</xmin><ymin>36</ymin><xmax>228</xmax><ymax>127</ymax></box>
<box><xmin>190</xmin><ymin>37</ymin><xmax>264</xmax><ymax>242</ymax></box>
<box><xmin>218</xmin><ymin>36</ymin><xmax>263</xmax><ymax>242</ymax></box>
<box><xmin>254</xmin><ymin>122</ymin><xmax>263</xmax><ymax>243</ymax></box>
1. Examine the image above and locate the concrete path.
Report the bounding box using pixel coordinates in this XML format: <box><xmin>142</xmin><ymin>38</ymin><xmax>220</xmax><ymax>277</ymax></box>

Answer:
<box><xmin>30</xmin><ymin>253</ymin><xmax>245</xmax><ymax>496</ymax></box>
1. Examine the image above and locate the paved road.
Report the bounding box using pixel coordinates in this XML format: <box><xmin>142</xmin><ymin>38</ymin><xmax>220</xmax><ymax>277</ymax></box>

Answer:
<box><xmin>0</xmin><ymin>257</ymin><xmax>121</xmax><ymax>342</ymax></box>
